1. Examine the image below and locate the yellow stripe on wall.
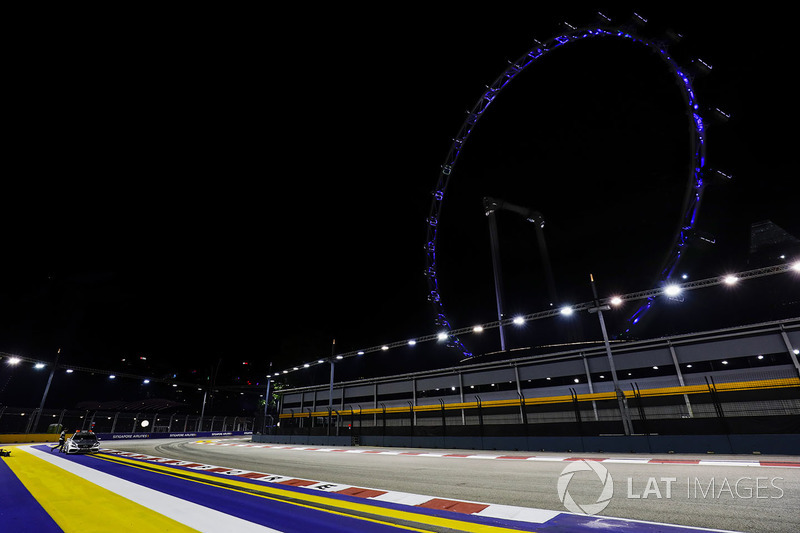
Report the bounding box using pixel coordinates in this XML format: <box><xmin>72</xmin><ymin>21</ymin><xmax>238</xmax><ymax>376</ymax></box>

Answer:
<box><xmin>280</xmin><ymin>376</ymin><xmax>800</xmax><ymax>418</ymax></box>
<box><xmin>6</xmin><ymin>448</ymin><xmax>197</xmax><ymax>533</ymax></box>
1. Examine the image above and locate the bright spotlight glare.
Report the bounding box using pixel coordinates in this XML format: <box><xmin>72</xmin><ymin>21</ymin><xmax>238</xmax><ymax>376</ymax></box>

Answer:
<box><xmin>723</xmin><ymin>275</ymin><xmax>739</xmax><ymax>285</ymax></box>
<box><xmin>407</xmin><ymin>340</ymin><xmax>416</xmax><ymax>346</ymax></box>
<box><xmin>560</xmin><ymin>306</ymin><xmax>573</xmax><ymax>316</ymax></box>
<box><xmin>381</xmin><ymin>345</ymin><xmax>390</xmax><ymax>351</ymax></box>
<box><xmin>34</xmin><ymin>362</ymin><xmax>46</xmax><ymax>369</ymax></box>
<box><xmin>437</xmin><ymin>332</ymin><xmax>449</xmax><ymax>341</ymax></box>
<box><xmin>513</xmin><ymin>316</ymin><xmax>525</xmax><ymax>325</ymax></box>
<box><xmin>473</xmin><ymin>325</ymin><xmax>484</xmax><ymax>333</ymax></box>
<box><xmin>792</xmin><ymin>261</ymin><xmax>800</xmax><ymax>272</ymax></box>
<box><xmin>610</xmin><ymin>296</ymin><xmax>623</xmax><ymax>306</ymax></box>
<box><xmin>8</xmin><ymin>357</ymin><xmax>21</xmax><ymax>365</ymax></box>
<box><xmin>664</xmin><ymin>284</ymin><xmax>682</xmax><ymax>297</ymax></box>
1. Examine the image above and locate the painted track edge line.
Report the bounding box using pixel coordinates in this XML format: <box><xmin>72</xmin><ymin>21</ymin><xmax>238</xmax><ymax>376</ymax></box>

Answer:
<box><xmin>99</xmin><ymin>446</ymin><xmax>740</xmax><ymax>532</ymax></box>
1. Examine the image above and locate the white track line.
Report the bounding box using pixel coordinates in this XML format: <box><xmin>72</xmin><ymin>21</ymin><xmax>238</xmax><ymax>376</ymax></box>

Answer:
<box><xmin>24</xmin><ymin>446</ymin><xmax>281</xmax><ymax>533</ymax></box>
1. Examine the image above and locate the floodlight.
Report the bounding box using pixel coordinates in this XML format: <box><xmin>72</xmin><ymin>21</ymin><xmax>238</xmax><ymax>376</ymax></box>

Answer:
<box><xmin>513</xmin><ymin>316</ymin><xmax>525</xmax><ymax>325</ymax></box>
<box><xmin>663</xmin><ymin>284</ymin><xmax>682</xmax><ymax>297</ymax></box>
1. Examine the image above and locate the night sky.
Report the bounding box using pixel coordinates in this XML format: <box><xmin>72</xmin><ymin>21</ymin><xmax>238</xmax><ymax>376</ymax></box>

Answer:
<box><xmin>2</xmin><ymin>5</ymin><xmax>797</xmax><ymax>409</ymax></box>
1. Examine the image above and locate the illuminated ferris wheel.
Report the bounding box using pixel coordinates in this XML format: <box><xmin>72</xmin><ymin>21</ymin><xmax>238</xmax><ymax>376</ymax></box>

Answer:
<box><xmin>424</xmin><ymin>12</ymin><xmax>727</xmax><ymax>358</ymax></box>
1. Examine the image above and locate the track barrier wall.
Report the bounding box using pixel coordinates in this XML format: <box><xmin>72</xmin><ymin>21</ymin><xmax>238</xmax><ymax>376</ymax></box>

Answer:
<box><xmin>270</xmin><ymin>320</ymin><xmax>800</xmax><ymax>454</ymax></box>
<box><xmin>1</xmin><ymin>430</ymin><xmax>253</xmax><ymax>444</ymax></box>
<box><xmin>0</xmin><ymin>407</ymin><xmax>255</xmax><ymax>436</ymax></box>
<box><xmin>251</xmin><ymin>432</ymin><xmax>800</xmax><ymax>455</ymax></box>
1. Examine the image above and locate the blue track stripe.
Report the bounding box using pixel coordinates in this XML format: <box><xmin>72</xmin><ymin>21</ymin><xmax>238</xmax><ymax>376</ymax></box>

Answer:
<box><xmin>0</xmin><ymin>455</ymin><xmax>62</xmax><ymax>532</ymax></box>
<box><xmin>63</xmin><ymin>452</ymin><xmax>417</xmax><ymax>532</ymax></box>
<box><xmin>34</xmin><ymin>447</ymin><xmax>725</xmax><ymax>532</ymax></box>
<box><xmin>89</xmin><ymin>450</ymin><xmax>721</xmax><ymax>532</ymax></box>
<box><xmin>542</xmin><ymin>513</ymin><xmax>728</xmax><ymax>532</ymax></box>
<box><xmin>107</xmin><ymin>451</ymin><xmax>548</xmax><ymax>530</ymax></box>
<box><xmin>92</xmin><ymin>452</ymin><xmax>550</xmax><ymax>531</ymax></box>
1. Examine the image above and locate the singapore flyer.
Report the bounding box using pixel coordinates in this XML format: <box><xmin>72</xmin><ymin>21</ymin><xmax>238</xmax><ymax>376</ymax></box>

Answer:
<box><xmin>424</xmin><ymin>10</ymin><xmax>735</xmax><ymax>358</ymax></box>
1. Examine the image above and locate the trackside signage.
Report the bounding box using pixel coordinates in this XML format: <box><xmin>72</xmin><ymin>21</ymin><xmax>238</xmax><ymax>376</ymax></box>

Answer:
<box><xmin>96</xmin><ymin>431</ymin><xmax>253</xmax><ymax>440</ymax></box>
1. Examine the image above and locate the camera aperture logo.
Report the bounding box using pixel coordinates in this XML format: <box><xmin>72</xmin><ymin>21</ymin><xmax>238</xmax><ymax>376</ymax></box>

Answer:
<box><xmin>557</xmin><ymin>460</ymin><xmax>614</xmax><ymax>515</ymax></box>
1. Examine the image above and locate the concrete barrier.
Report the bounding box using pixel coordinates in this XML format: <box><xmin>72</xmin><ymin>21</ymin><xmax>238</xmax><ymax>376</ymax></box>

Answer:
<box><xmin>0</xmin><ymin>434</ymin><xmax>61</xmax><ymax>444</ymax></box>
<box><xmin>1</xmin><ymin>430</ymin><xmax>252</xmax><ymax>445</ymax></box>
<box><xmin>252</xmin><ymin>433</ymin><xmax>800</xmax><ymax>455</ymax></box>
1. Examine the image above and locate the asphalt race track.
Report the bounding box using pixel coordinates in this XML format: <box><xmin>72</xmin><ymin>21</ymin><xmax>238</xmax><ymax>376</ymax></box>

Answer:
<box><xmin>2</xmin><ymin>436</ymin><xmax>798</xmax><ymax>532</ymax></box>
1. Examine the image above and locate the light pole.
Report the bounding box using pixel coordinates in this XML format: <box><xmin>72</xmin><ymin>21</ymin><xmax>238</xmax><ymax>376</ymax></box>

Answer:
<box><xmin>197</xmin><ymin>389</ymin><xmax>207</xmax><ymax>432</ymax></box>
<box><xmin>587</xmin><ymin>274</ymin><xmax>634</xmax><ymax>436</ymax></box>
<box><xmin>33</xmin><ymin>348</ymin><xmax>60</xmax><ymax>433</ymax></box>
<box><xmin>327</xmin><ymin>339</ymin><xmax>335</xmax><ymax>436</ymax></box>
<box><xmin>263</xmin><ymin>362</ymin><xmax>272</xmax><ymax>434</ymax></box>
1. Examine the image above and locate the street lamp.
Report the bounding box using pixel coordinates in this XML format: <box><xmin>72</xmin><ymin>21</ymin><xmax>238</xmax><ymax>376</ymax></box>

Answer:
<box><xmin>328</xmin><ymin>339</ymin><xmax>336</xmax><ymax>436</ymax></box>
<box><xmin>263</xmin><ymin>362</ymin><xmax>272</xmax><ymax>434</ymax></box>
<box><xmin>33</xmin><ymin>348</ymin><xmax>60</xmax><ymax>433</ymax></box>
<box><xmin>588</xmin><ymin>274</ymin><xmax>634</xmax><ymax>436</ymax></box>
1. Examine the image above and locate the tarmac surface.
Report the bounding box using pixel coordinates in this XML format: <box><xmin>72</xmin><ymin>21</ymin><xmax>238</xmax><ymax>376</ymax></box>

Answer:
<box><xmin>103</xmin><ymin>436</ymin><xmax>800</xmax><ymax>532</ymax></box>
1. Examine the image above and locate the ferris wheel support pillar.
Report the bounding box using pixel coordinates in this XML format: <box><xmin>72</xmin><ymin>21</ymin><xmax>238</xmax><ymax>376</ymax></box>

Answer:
<box><xmin>533</xmin><ymin>222</ymin><xmax>558</xmax><ymax>306</ymax></box>
<box><xmin>487</xmin><ymin>211</ymin><xmax>507</xmax><ymax>352</ymax></box>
